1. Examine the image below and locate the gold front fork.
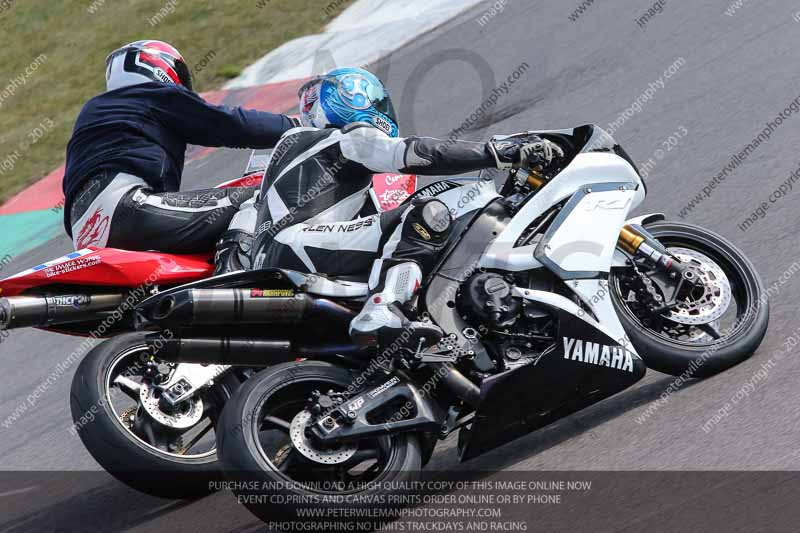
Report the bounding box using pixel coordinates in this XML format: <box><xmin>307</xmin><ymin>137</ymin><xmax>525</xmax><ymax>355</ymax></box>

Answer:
<box><xmin>617</xmin><ymin>225</ymin><xmax>646</xmax><ymax>254</ymax></box>
<box><xmin>617</xmin><ymin>225</ymin><xmax>680</xmax><ymax>275</ymax></box>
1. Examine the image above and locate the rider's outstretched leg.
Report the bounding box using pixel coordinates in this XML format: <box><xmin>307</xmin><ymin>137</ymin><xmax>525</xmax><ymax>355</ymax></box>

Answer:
<box><xmin>350</xmin><ymin>197</ymin><xmax>453</xmax><ymax>350</ymax></box>
<box><xmin>350</xmin><ymin>260</ymin><xmax>443</xmax><ymax>349</ymax></box>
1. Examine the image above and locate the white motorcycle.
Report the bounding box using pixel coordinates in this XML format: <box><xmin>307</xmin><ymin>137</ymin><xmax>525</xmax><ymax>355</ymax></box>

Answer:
<box><xmin>175</xmin><ymin>124</ymin><xmax>771</xmax><ymax>522</ymax></box>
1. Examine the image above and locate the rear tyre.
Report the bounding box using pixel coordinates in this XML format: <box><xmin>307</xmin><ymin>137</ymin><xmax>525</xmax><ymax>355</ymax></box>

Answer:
<box><xmin>610</xmin><ymin>222</ymin><xmax>768</xmax><ymax>378</ymax></box>
<box><xmin>217</xmin><ymin>361</ymin><xmax>422</xmax><ymax>525</ymax></box>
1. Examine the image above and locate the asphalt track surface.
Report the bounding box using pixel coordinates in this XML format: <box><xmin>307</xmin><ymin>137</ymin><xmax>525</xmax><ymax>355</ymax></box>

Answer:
<box><xmin>3</xmin><ymin>1</ymin><xmax>800</xmax><ymax>531</ymax></box>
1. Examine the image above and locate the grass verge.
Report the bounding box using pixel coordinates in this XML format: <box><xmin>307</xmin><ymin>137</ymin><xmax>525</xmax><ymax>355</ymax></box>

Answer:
<box><xmin>0</xmin><ymin>0</ymin><xmax>354</xmax><ymax>203</ymax></box>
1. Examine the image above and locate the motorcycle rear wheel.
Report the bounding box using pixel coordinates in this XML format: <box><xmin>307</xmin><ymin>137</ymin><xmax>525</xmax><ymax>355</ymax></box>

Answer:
<box><xmin>217</xmin><ymin>361</ymin><xmax>422</xmax><ymax>524</ymax></box>
<box><xmin>70</xmin><ymin>332</ymin><xmax>238</xmax><ymax>499</ymax></box>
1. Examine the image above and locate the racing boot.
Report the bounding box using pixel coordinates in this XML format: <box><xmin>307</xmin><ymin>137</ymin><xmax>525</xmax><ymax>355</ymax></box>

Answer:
<box><xmin>350</xmin><ymin>261</ymin><xmax>443</xmax><ymax>353</ymax></box>
<box><xmin>213</xmin><ymin>229</ymin><xmax>253</xmax><ymax>275</ymax></box>
<box><xmin>214</xmin><ymin>195</ymin><xmax>258</xmax><ymax>275</ymax></box>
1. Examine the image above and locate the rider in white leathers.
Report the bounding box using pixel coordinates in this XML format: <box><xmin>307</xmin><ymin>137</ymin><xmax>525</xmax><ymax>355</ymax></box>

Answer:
<box><xmin>242</xmin><ymin>67</ymin><xmax>562</xmax><ymax>351</ymax></box>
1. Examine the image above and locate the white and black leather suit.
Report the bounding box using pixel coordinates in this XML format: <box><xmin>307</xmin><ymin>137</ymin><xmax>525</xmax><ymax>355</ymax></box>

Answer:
<box><xmin>248</xmin><ymin>123</ymin><xmax>518</xmax><ymax>277</ymax></box>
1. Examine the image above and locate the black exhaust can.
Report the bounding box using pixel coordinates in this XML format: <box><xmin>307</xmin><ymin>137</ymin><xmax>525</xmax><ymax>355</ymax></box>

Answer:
<box><xmin>149</xmin><ymin>335</ymin><xmax>295</xmax><ymax>366</ymax></box>
<box><xmin>147</xmin><ymin>335</ymin><xmax>366</xmax><ymax>366</ymax></box>
<box><xmin>137</xmin><ymin>288</ymin><xmax>355</xmax><ymax>328</ymax></box>
<box><xmin>0</xmin><ymin>293</ymin><xmax>123</xmax><ymax>330</ymax></box>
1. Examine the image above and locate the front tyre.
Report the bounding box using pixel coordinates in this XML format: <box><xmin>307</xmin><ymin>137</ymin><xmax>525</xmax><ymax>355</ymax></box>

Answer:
<box><xmin>70</xmin><ymin>332</ymin><xmax>237</xmax><ymax>499</ymax></box>
<box><xmin>610</xmin><ymin>222</ymin><xmax>769</xmax><ymax>378</ymax></box>
<box><xmin>217</xmin><ymin>361</ymin><xmax>422</xmax><ymax>525</ymax></box>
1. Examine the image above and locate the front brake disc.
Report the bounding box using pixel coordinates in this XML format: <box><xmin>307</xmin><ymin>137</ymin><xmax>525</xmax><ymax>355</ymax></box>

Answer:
<box><xmin>664</xmin><ymin>247</ymin><xmax>732</xmax><ymax>326</ymax></box>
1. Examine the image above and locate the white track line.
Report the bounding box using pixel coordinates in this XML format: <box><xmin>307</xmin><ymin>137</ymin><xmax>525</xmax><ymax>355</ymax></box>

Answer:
<box><xmin>225</xmin><ymin>0</ymin><xmax>485</xmax><ymax>88</ymax></box>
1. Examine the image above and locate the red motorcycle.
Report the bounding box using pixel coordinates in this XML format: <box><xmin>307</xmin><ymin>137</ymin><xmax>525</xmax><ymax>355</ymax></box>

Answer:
<box><xmin>0</xmin><ymin>153</ymin><xmax>418</xmax><ymax>498</ymax></box>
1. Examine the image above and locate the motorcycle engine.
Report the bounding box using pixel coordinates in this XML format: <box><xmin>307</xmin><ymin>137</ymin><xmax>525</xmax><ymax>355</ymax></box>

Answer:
<box><xmin>458</xmin><ymin>272</ymin><xmax>521</xmax><ymax>329</ymax></box>
<box><xmin>457</xmin><ymin>272</ymin><xmax>556</xmax><ymax>370</ymax></box>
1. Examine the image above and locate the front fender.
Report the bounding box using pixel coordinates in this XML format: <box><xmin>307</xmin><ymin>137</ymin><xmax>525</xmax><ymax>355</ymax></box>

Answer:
<box><xmin>626</xmin><ymin>212</ymin><xmax>666</xmax><ymax>226</ymax></box>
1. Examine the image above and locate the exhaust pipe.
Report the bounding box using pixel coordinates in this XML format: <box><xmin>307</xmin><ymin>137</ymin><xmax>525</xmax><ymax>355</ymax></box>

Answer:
<box><xmin>148</xmin><ymin>335</ymin><xmax>365</xmax><ymax>365</ymax></box>
<box><xmin>0</xmin><ymin>293</ymin><xmax>124</xmax><ymax>330</ymax></box>
<box><xmin>434</xmin><ymin>364</ymin><xmax>481</xmax><ymax>407</ymax></box>
<box><xmin>149</xmin><ymin>335</ymin><xmax>295</xmax><ymax>366</ymax></box>
<box><xmin>139</xmin><ymin>289</ymin><xmax>355</xmax><ymax>328</ymax></box>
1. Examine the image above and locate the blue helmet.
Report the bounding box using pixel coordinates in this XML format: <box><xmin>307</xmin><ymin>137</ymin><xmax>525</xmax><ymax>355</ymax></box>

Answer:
<box><xmin>298</xmin><ymin>67</ymin><xmax>399</xmax><ymax>137</ymax></box>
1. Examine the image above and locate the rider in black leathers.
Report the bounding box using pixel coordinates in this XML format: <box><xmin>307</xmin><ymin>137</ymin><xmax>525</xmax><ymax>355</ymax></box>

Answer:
<box><xmin>63</xmin><ymin>40</ymin><xmax>297</xmax><ymax>269</ymax></box>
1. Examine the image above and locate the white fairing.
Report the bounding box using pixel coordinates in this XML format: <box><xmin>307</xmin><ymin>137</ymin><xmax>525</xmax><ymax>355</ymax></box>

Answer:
<box><xmin>481</xmin><ymin>152</ymin><xmax>644</xmax><ymax>272</ymax></box>
<box><xmin>433</xmin><ymin>179</ymin><xmax>500</xmax><ymax>219</ymax></box>
<box><xmin>543</xmin><ymin>188</ymin><xmax>637</xmax><ymax>273</ymax></box>
<box><xmin>569</xmin><ymin>279</ymin><xmax>635</xmax><ymax>353</ymax></box>
<box><xmin>479</xmin><ymin>149</ymin><xmax>645</xmax><ymax>354</ymax></box>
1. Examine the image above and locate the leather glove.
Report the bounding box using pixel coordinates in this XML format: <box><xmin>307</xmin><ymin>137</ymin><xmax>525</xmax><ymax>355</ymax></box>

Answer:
<box><xmin>487</xmin><ymin>136</ymin><xmax>564</xmax><ymax>170</ymax></box>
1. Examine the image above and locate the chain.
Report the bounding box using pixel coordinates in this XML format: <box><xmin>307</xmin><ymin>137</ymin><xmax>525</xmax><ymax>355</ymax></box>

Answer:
<box><xmin>175</xmin><ymin>435</ymin><xmax>187</xmax><ymax>455</ymax></box>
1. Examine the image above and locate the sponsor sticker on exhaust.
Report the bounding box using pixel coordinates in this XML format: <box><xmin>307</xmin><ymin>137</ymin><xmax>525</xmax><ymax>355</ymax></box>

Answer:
<box><xmin>50</xmin><ymin>295</ymin><xmax>91</xmax><ymax>309</ymax></box>
<box><xmin>250</xmin><ymin>289</ymin><xmax>295</xmax><ymax>297</ymax></box>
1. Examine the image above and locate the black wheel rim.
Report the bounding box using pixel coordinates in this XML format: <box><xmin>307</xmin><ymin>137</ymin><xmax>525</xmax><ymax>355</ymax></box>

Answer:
<box><xmin>104</xmin><ymin>346</ymin><xmax>221</xmax><ymax>460</ymax></box>
<box><xmin>611</xmin><ymin>235</ymin><xmax>756</xmax><ymax>350</ymax></box>
<box><xmin>250</xmin><ymin>378</ymin><xmax>401</xmax><ymax>494</ymax></box>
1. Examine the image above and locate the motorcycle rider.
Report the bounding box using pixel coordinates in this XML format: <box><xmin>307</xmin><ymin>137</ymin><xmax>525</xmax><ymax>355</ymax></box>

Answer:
<box><xmin>250</xmin><ymin>67</ymin><xmax>563</xmax><ymax>350</ymax></box>
<box><xmin>63</xmin><ymin>40</ymin><xmax>298</xmax><ymax>272</ymax></box>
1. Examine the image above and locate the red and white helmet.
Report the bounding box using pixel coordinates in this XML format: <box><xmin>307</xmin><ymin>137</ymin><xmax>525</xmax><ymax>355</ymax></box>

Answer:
<box><xmin>105</xmin><ymin>40</ymin><xmax>193</xmax><ymax>92</ymax></box>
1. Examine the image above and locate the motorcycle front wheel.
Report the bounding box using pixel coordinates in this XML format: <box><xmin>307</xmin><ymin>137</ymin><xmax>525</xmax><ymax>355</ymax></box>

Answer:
<box><xmin>70</xmin><ymin>332</ymin><xmax>239</xmax><ymax>499</ymax></box>
<box><xmin>217</xmin><ymin>361</ymin><xmax>422</xmax><ymax>525</ymax></box>
<box><xmin>610</xmin><ymin>221</ymin><xmax>769</xmax><ymax>378</ymax></box>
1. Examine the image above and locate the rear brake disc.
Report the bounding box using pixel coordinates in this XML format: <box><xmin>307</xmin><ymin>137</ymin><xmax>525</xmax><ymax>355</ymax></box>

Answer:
<box><xmin>289</xmin><ymin>410</ymin><xmax>357</xmax><ymax>465</ymax></box>
<box><xmin>139</xmin><ymin>382</ymin><xmax>204</xmax><ymax>429</ymax></box>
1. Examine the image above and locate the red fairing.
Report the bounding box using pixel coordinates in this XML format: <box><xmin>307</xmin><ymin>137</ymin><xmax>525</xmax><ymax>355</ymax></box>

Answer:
<box><xmin>0</xmin><ymin>248</ymin><xmax>212</xmax><ymax>297</ymax></box>
<box><xmin>0</xmin><ymin>172</ymin><xmax>417</xmax><ymax>298</ymax></box>
<box><xmin>216</xmin><ymin>171</ymin><xmax>264</xmax><ymax>189</ymax></box>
